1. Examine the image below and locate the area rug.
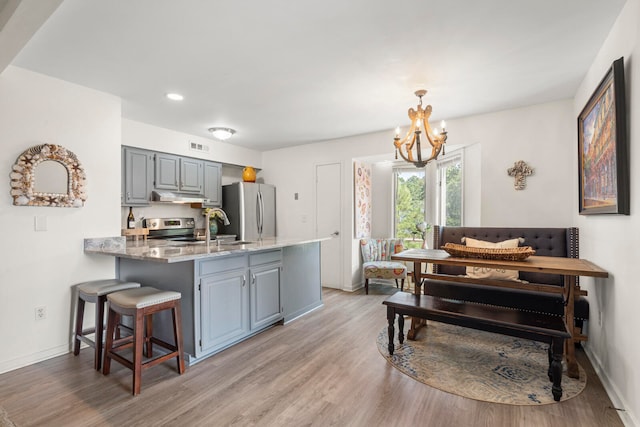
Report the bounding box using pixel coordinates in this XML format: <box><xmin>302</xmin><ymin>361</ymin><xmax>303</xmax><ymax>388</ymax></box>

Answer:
<box><xmin>0</xmin><ymin>407</ymin><xmax>16</xmax><ymax>427</ymax></box>
<box><xmin>376</xmin><ymin>321</ymin><xmax>586</xmax><ymax>405</ymax></box>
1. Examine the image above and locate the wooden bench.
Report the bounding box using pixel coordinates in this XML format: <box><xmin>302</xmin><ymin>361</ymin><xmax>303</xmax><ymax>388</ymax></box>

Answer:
<box><xmin>382</xmin><ymin>292</ymin><xmax>571</xmax><ymax>401</ymax></box>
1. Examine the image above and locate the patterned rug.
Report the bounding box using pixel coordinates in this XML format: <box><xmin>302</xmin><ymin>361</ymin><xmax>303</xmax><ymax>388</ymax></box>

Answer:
<box><xmin>0</xmin><ymin>407</ymin><xmax>16</xmax><ymax>427</ymax></box>
<box><xmin>376</xmin><ymin>321</ymin><xmax>586</xmax><ymax>405</ymax></box>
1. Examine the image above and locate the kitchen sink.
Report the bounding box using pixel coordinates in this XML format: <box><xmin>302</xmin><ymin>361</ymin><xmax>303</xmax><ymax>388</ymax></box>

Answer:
<box><xmin>222</xmin><ymin>240</ymin><xmax>254</xmax><ymax>246</ymax></box>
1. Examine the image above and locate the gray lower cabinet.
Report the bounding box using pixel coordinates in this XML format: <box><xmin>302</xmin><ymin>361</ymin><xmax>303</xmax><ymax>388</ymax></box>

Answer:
<box><xmin>249</xmin><ymin>251</ymin><xmax>283</xmax><ymax>330</ymax></box>
<box><xmin>200</xmin><ymin>268</ymin><xmax>249</xmax><ymax>354</ymax></box>
<box><xmin>122</xmin><ymin>146</ymin><xmax>153</xmax><ymax>206</ymax></box>
<box><xmin>197</xmin><ymin>249</ymin><xmax>282</xmax><ymax>358</ymax></box>
<box><xmin>117</xmin><ymin>243</ymin><xmax>320</xmax><ymax>365</ymax></box>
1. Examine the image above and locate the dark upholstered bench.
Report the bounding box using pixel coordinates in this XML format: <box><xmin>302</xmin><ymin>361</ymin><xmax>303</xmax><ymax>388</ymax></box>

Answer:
<box><xmin>424</xmin><ymin>226</ymin><xmax>588</xmax><ymax>343</ymax></box>
<box><xmin>383</xmin><ymin>292</ymin><xmax>571</xmax><ymax>401</ymax></box>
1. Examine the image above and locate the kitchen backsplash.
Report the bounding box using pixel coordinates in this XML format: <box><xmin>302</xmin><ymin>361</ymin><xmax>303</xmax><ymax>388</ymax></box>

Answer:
<box><xmin>121</xmin><ymin>204</ymin><xmax>206</xmax><ymax>229</ymax></box>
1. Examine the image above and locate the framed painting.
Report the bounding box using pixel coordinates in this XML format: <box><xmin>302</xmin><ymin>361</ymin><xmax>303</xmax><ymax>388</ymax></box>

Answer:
<box><xmin>578</xmin><ymin>57</ymin><xmax>629</xmax><ymax>215</ymax></box>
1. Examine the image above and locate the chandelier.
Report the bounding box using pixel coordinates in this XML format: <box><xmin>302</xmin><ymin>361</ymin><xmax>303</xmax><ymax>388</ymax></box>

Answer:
<box><xmin>393</xmin><ymin>90</ymin><xmax>447</xmax><ymax>168</ymax></box>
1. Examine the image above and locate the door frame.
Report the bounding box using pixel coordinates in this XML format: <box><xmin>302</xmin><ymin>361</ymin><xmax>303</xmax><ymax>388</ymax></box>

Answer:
<box><xmin>314</xmin><ymin>161</ymin><xmax>343</xmax><ymax>290</ymax></box>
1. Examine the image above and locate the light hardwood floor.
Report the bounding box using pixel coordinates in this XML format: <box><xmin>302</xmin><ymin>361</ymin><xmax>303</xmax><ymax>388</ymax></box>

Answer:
<box><xmin>0</xmin><ymin>285</ymin><xmax>623</xmax><ymax>427</ymax></box>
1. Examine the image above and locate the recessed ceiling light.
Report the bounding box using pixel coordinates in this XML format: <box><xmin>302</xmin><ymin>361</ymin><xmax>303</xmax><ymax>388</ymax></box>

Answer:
<box><xmin>208</xmin><ymin>127</ymin><xmax>236</xmax><ymax>141</ymax></box>
<box><xmin>166</xmin><ymin>93</ymin><xmax>184</xmax><ymax>101</ymax></box>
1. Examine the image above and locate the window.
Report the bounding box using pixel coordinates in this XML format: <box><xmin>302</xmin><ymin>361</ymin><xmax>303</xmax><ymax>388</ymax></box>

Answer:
<box><xmin>393</xmin><ymin>167</ymin><xmax>426</xmax><ymax>249</ymax></box>
<box><xmin>437</xmin><ymin>153</ymin><xmax>463</xmax><ymax>226</ymax></box>
<box><xmin>392</xmin><ymin>152</ymin><xmax>463</xmax><ymax>248</ymax></box>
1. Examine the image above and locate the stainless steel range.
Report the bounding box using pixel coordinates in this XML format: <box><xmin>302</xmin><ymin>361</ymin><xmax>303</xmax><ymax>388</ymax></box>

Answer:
<box><xmin>143</xmin><ymin>217</ymin><xmax>236</xmax><ymax>242</ymax></box>
<box><xmin>143</xmin><ymin>217</ymin><xmax>199</xmax><ymax>241</ymax></box>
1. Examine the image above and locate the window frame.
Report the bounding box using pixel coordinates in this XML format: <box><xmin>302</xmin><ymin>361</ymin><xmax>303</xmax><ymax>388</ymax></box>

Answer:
<box><xmin>435</xmin><ymin>150</ymin><xmax>464</xmax><ymax>227</ymax></box>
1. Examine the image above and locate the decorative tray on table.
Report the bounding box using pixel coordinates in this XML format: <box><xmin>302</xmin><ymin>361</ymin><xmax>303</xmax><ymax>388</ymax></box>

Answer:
<box><xmin>442</xmin><ymin>243</ymin><xmax>536</xmax><ymax>261</ymax></box>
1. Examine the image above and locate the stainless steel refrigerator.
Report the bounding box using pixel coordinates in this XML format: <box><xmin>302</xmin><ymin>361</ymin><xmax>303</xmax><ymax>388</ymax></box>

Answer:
<box><xmin>221</xmin><ymin>182</ymin><xmax>276</xmax><ymax>241</ymax></box>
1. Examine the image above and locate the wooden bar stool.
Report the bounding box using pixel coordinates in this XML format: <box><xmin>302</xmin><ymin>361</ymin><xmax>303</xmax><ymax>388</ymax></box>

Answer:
<box><xmin>102</xmin><ymin>287</ymin><xmax>186</xmax><ymax>395</ymax></box>
<box><xmin>73</xmin><ymin>279</ymin><xmax>141</xmax><ymax>370</ymax></box>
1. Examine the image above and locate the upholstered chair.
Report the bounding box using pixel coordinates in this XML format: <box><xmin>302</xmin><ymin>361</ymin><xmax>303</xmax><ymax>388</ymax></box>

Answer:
<box><xmin>360</xmin><ymin>239</ymin><xmax>407</xmax><ymax>294</ymax></box>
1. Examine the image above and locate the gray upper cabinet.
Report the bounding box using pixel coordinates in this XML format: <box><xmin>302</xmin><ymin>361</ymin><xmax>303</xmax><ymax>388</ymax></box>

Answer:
<box><xmin>122</xmin><ymin>146</ymin><xmax>221</xmax><ymax>205</ymax></box>
<box><xmin>203</xmin><ymin>162</ymin><xmax>222</xmax><ymax>207</ymax></box>
<box><xmin>155</xmin><ymin>153</ymin><xmax>204</xmax><ymax>194</ymax></box>
<box><xmin>180</xmin><ymin>157</ymin><xmax>204</xmax><ymax>193</ymax></box>
<box><xmin>122</xmin><ymin>146</ymin><xmax>153</xmax><ymax>206</ymax></box>
<box><xmin>154</xmin><ymin>153</ymin><xmax>180</xmax><ymax>190</ymax></box>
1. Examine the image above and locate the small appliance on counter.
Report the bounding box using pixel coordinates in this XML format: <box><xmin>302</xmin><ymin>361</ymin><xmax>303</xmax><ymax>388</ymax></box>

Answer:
<box><xmin>143</xmin><ymin>217</ymin><xmax>235</xmax><ymax>242</ymax></box>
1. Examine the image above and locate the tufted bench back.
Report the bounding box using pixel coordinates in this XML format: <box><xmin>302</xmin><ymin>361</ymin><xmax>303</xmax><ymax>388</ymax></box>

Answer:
<box><xmin>432</xmin><ymin>226</ymin><xmax>579</xmax><ymax>286</ymax></box>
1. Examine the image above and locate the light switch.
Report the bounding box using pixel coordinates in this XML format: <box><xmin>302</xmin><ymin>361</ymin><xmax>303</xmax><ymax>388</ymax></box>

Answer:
<box><xmin>34</xmin><ymin>216</ymin><xmax>47</xmax><ymax>231</ymax></box>
<box><xmin>294</xmin><ymin>192</ymin><xmax>299</xmax><ymax>200</ymax></box>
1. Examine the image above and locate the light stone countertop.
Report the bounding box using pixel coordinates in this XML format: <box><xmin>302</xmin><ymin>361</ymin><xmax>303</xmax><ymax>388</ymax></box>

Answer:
<box><xmin>84</xmin><ymin>236</ymin><xmax>327</xmax><ymax>263</ymax></box>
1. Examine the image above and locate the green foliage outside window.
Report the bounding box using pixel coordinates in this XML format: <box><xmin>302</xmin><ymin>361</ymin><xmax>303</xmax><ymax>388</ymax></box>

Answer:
<box><xmin>395</xmin><ymin>171</ymin><xmax>429</xmax><ymax>249</ymax></box>
<box><xmin>443</xmin><ymin>161</ymin><xmax>462</xmax><ymax>226</ymax></box>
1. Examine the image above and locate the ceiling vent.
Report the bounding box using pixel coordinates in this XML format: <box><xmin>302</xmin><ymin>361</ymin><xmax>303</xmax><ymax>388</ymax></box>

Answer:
<box><xmin>189</xmin><ymin>141</ymin><xmax>209</xmax><ymax>153</ymax></box>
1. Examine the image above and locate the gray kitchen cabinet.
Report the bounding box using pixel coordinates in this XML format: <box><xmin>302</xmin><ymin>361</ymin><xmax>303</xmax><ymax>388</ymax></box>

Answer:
<box><xmin>180</xmin><ymin>157</ymin><xmax>204</xmax><ymax>193</ymax></box>
<box><xmin>249</xmin><ymin>250</ymin><xmax>283</xmax><ymax>330</ymax></box>
<box><xmin>200</xmin><ymin>267</ymin><xmax>249</xmax><ymax>354</ymax></box>
<box><xmin>117</xmin><ymin>244</ymin><xmax>320</xmax><ymax>365</ymax></box>
<box><xmin>155</xmin><ymin>153</ymin><xmax>203</xmax><ymax>193</ymax></box>
<box><xmin>122</xmin><ymin>146</ymin><xmax>153</xmax><ymax>206</ymax></box>
<box><xmin>154</xmin><ymin>152</ymin><xmax>180</xmax><ymax>190</ymax></box>
<box><xmin>202</xmin><ymin>161</ymin><xmax>222</xmax><ymax>207</ymax></box>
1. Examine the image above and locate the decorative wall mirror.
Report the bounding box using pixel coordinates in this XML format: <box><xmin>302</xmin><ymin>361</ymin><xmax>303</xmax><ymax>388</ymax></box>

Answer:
<box><xmin>10</xmin><ymin>143</ymin><xmax>87</xmax><ymax>207</ymax></box>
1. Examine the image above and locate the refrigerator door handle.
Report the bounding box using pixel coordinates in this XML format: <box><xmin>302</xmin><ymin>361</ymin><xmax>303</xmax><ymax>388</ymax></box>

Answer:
<box><xmin>257</xmin><ymin>190</ymin><xmax>264</xmax><ymax>236</ymax></box>
<box><xmin>260</xmin><ymin>191</ymin><xmax>265</xmax><ymax>235</ymax></box>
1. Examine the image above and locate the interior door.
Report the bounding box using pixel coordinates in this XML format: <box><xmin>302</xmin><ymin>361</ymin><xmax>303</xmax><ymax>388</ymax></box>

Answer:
<box><xmin>316</xmin><ymin>162</ymin><xmax>342</xmax><ymax>289</ymax></box>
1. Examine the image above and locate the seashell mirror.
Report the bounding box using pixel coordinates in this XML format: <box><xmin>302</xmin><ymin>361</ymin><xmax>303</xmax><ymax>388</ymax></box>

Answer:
<box><xmin>10</xmin><ymin>143</ymin><xmax>87</xmax><ymax>207</ymax></box>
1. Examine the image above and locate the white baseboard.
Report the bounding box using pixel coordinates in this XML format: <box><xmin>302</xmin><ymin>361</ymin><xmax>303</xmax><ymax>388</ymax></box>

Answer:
<box><xmin>584</xmin><ymin>345</ymin><xmax>638</xmax><ymax>427</ymax></box>
<box><xmin>0</xmin><ymin>344</ymin><xmax>69</xmax><ymax>375</ymax></box>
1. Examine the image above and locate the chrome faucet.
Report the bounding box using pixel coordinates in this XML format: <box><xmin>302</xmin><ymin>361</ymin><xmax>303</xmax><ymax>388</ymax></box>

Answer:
<box><xmin>205</xmin><ymin>208</ymin><xmax>231</xmax><ymax>243</ymax></box>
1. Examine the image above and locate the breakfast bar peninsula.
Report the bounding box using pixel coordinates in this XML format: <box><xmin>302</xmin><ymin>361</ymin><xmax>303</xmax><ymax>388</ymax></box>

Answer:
<box><xmin>85</xmin><ymin>237</ymin><xmax>323</xmax><ymax>364</ymax></box>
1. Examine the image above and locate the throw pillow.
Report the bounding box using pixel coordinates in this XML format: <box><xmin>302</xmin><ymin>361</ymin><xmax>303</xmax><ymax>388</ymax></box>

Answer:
<box><xmin>464</xmin><ymin>237</ymin><xmax>520</xmax><ymax>281</ymax></box>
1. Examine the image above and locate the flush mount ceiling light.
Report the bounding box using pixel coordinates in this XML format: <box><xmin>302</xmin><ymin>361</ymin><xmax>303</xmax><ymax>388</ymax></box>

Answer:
<box><xmin>208</xmin><ymin>127</ymin><xmax>236</xmax><ymax>141</ymax></box>
<box><xmin>166</xmin><ymin>93</ymin><xmax>184</xmax><ymax>101</ymax></box>
<box><xmin>393</xmin><ymin>89</ymin><xmax>448</xmax><ymax>168</ymax></box>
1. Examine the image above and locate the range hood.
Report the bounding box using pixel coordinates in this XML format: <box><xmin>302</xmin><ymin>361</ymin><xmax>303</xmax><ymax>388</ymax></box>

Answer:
<box><xmin>152</xmin><ymin>190</ymin><xmax>208</xmax><ymax>204</ymax></box>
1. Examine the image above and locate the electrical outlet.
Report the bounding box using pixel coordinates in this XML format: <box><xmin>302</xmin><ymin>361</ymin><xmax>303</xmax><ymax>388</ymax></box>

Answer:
<box><xmin>35</xmin><ymin>306</ymin><xmax>46</xmax><ymax>321</ymax></box>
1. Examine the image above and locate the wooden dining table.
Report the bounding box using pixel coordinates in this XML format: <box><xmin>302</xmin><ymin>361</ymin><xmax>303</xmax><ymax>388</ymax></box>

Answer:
<box><xmin>391</xmin><ymin>248</ymin><xmax>608</xmax><ymax>378</ymax></box>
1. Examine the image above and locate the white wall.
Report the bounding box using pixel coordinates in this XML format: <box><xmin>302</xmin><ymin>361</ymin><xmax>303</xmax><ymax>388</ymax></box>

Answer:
<box><xmin>370</xmin><ymin>162</ymin><xmax>393</xmax><ymax>237</ymax></box>
<box><xmin>122</xmin><ymin>119</ymin><xmax>262</xmax><ymax>169</ymax></box>
<box><xmin>573</xmin><ymin>1</ymin><xmax>639</xmax><ymax>425</ymax></box>
<box><xmin>0</xmin><ymin>67</ymin><xmax>267</xmax><ymax>374</ymax></box>
<box><xmin>448</xmin><ymin>99</ymin><xmax>575</xmax><ymax>227</ymax></box>
<box><xmin>263</xmin><ymin>99</ymin><xmax>576</xmax><ymax>291</ymax></box>
<box><xmin>0</xmin><ymin>66</ymin><xmax>121</xmax><ymax>373</ymax></box>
